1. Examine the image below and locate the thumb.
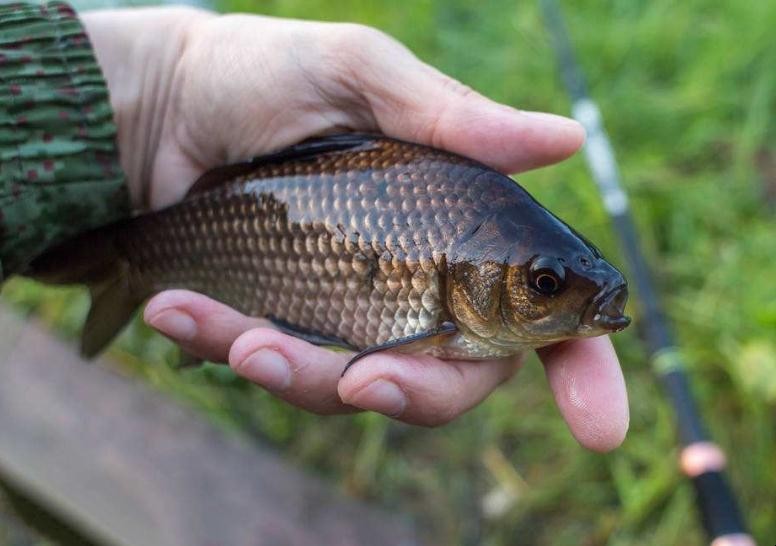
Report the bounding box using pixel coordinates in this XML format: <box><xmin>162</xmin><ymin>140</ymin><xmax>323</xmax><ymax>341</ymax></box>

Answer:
<box><xmin>338</xmin><ymin>29</ymin><xmax>584</xmax><ymax>174</ymax></box>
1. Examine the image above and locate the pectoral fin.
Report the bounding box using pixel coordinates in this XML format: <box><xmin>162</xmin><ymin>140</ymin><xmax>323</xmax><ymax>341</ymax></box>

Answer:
<box><xmin>341</xmin><ymin>322</ymin><xmax>458</xmax><ymax>376</ymax></box>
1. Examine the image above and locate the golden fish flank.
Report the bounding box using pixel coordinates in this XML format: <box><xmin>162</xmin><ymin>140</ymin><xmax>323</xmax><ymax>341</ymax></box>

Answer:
<box><xmin>27</xmin><ymin>134</ymin><xmax>630</xmax><ymax>362</ymax></box>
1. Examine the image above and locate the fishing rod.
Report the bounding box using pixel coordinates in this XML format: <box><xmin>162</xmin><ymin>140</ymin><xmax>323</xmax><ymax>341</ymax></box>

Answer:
<box><xmin>538</xmin><ymin>1</ymin><xmax>753</xmax><ymax>544</ymax></box>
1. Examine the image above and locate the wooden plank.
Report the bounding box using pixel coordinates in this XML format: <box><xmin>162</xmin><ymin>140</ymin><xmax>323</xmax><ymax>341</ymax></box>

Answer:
<box><xmin>0</xmin><ymin>307</ymin><xmax>421</xmax><ymax>546</ymax></box>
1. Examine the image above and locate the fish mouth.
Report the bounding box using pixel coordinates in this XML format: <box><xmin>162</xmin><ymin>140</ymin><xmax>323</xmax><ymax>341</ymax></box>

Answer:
<box><xmin>584</xmin><ymin>283</ymin><xmax>631</xmax><ymax>332</ymax></box>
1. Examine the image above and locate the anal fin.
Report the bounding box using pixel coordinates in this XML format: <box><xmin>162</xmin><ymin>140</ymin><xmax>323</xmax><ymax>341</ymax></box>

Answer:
<box><xmin>266</xmin><ymin>316</ymin><xmax>357</xmax><ymax>351</ymax></box>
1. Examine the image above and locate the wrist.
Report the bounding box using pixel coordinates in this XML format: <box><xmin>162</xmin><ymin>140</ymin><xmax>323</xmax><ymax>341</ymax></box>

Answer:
<box><xmin>81</xmin><ymin>7</ymin><xmax>214</xmax><ymax>208</ymax></box>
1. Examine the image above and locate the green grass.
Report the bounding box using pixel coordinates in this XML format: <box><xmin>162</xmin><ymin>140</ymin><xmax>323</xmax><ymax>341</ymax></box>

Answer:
<box><xmin>3</xmin><ymin>0</ymin><xmax>775</xmax><ymax>544</ymax></box>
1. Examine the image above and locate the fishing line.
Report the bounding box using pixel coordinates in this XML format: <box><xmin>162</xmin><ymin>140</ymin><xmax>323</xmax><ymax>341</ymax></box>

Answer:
<box><xmin>538</xmin><ymin>1</ymin><xmax>753</xmax><ymax>544</ymax></box>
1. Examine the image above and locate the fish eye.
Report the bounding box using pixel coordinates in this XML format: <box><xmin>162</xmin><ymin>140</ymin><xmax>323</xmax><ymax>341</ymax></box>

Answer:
<box><xmin>529</xmin><ymin>257</ymin><xmax>566</xmax><ymax>296</ymax></box>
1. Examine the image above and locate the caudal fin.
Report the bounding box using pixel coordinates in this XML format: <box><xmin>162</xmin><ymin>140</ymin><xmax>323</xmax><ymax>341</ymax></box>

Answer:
<box><xmin>25</xmin><ymin>227</ymin><xmax>144</xmax><ymax>357</ymax></box>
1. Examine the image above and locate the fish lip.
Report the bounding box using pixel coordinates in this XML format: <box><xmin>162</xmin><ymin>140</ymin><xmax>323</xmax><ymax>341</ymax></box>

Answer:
<box><xmin>583</xmin><ymin>283</ymin><xmax>631</xmax><ymax>332</ymax></box>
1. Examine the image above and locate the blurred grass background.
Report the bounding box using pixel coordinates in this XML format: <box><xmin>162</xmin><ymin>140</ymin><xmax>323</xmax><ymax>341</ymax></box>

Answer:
<box><xmin>2</xmin><ymin>0</ymin><xmax>775</xmax><ymax>545</ymax></box>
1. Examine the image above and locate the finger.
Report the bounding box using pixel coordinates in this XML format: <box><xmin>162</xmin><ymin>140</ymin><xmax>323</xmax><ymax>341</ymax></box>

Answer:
<box><xmin>538</xmin><ymin>336</ymin><xmax>629</xmax><ymax>452</ymax></box>
<box><xmin>331</xmin><ymin>28</ymin><xmax>585</xmax><ymax>174</ymax></box>
<box><xmin>338</xmin><ymin>353</ymin><xmax>520</xmax><ymax>427</ymax></box>
<box><xmin>143</xmin><ymin>290</ymin><xmax>263</xmax><ymax>363</ymax></box>
<box><xmin>231</xmin><ymin>330</ymin><xmax>519</xmax><ymax>423</ymax></box>
<box><xmin>379</xmin><ymin>82</ymin><xmax>584</xmax><ymax>175</ymax></box>
<box><xmin>228</xmin><ymin>328</ymin><xmax>356</xmax><ymax>415</ymax></box>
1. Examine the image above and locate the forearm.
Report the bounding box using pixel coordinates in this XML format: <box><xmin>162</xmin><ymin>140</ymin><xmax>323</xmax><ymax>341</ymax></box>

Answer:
<box><xmin>0</xmin><ymin>1</ymin><xmax>128</xmax><ymax>278</ymax></box>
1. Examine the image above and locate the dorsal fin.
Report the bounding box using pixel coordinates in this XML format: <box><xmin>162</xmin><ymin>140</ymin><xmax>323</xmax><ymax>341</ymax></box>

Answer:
<box><xmin>186</xmin><ymin>133</ymin><xmax>381</xmax><ymax>196</ymax></box>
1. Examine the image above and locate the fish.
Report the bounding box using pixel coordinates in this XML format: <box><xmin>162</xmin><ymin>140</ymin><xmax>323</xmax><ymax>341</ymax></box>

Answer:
<box><xmin>26</xmin><ymin>133</ymin><xmax>630</xmax><ymax>368</ymax></box>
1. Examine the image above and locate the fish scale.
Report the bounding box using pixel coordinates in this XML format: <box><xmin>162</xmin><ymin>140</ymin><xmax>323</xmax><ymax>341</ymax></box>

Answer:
<box><xmin>117</xmin><ymin>138</ymin><xmax>505</xmax><ymax>350</ymax></box>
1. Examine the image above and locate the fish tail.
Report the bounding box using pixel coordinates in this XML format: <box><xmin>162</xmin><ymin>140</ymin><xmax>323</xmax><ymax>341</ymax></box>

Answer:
<box><xmin>25</xmin><ymin>226</ymin><xmax>145</xmax><ymax>357</ymax></box>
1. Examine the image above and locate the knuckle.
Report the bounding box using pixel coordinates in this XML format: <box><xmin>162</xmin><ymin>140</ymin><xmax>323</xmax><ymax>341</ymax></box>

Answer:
<box><xmin>404</xmin><ymin>368</ymin><xmax>471</xmax><ymax>428</ymax></box>
<box><xmin>324</xmin><ymin>23</ymin><xmax>394</xmax><ymax>72</ymax></box>
<box><xmin>425</xmin><ymin>76</ymin><xmax>477</xmax><ymax>148</ymax></box>
<box><xmin>335</xmin><ymin>22</ymin><xmax>390</xmax><ymax>47</ymax></box>
<box><xmin>438</xmin><ymin>74</ymin><xmax>475</xmax><ymax>100</ymax></box>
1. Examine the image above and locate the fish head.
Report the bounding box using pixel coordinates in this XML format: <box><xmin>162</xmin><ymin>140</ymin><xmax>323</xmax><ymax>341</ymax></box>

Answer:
<box><xmin>447</xmin><ymin>202</ymin><xmax>630</xmax><ymax>351</ymax></box>
<box><xmin>499</xmin><ymin>247</ymin><xmax>630</xmax><ymax>344</ymax></box>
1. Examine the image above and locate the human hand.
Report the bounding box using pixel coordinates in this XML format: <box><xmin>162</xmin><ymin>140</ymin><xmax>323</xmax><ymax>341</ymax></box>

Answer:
<box><xmin>83</xmin><ymin>7</ymin><xmax>628</xmax><ymax>449</ymax></box>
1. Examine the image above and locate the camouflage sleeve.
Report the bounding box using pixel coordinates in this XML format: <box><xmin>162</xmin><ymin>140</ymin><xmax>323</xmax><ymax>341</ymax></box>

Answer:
<box><xmin>0</xmin><ymin>0</ymin><xmax>129</xmax><ymax>281</ymax></box>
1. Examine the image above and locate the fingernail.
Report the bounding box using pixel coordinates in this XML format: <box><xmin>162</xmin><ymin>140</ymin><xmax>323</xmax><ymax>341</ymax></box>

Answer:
<box><xmin>147</xmin><ymin>309</ymin><xmax>197</xmax><ymax>341</ymax></box>
<box><xmin>237</xmin><ymin>349</ymin><xmax>291</xmax><ymax>391</ymax></box>
<box><xmin>347</xmin><ymin>379</ymin><xmax>407</xmax><ymax>417</ymax></box>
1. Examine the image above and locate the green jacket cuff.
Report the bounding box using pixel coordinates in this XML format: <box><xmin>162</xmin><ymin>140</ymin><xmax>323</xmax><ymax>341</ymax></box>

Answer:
<box><xmin>0</xmin><ymin>1</ymin><xmax>130</xmax><ymax>279</ymax></box>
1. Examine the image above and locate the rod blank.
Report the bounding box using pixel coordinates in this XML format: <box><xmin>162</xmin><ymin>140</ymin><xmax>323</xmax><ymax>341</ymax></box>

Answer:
<box><xmin>538</xmin><ymin>0</ymin><xmax>751</xmax><ymax>543</ymax></box>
